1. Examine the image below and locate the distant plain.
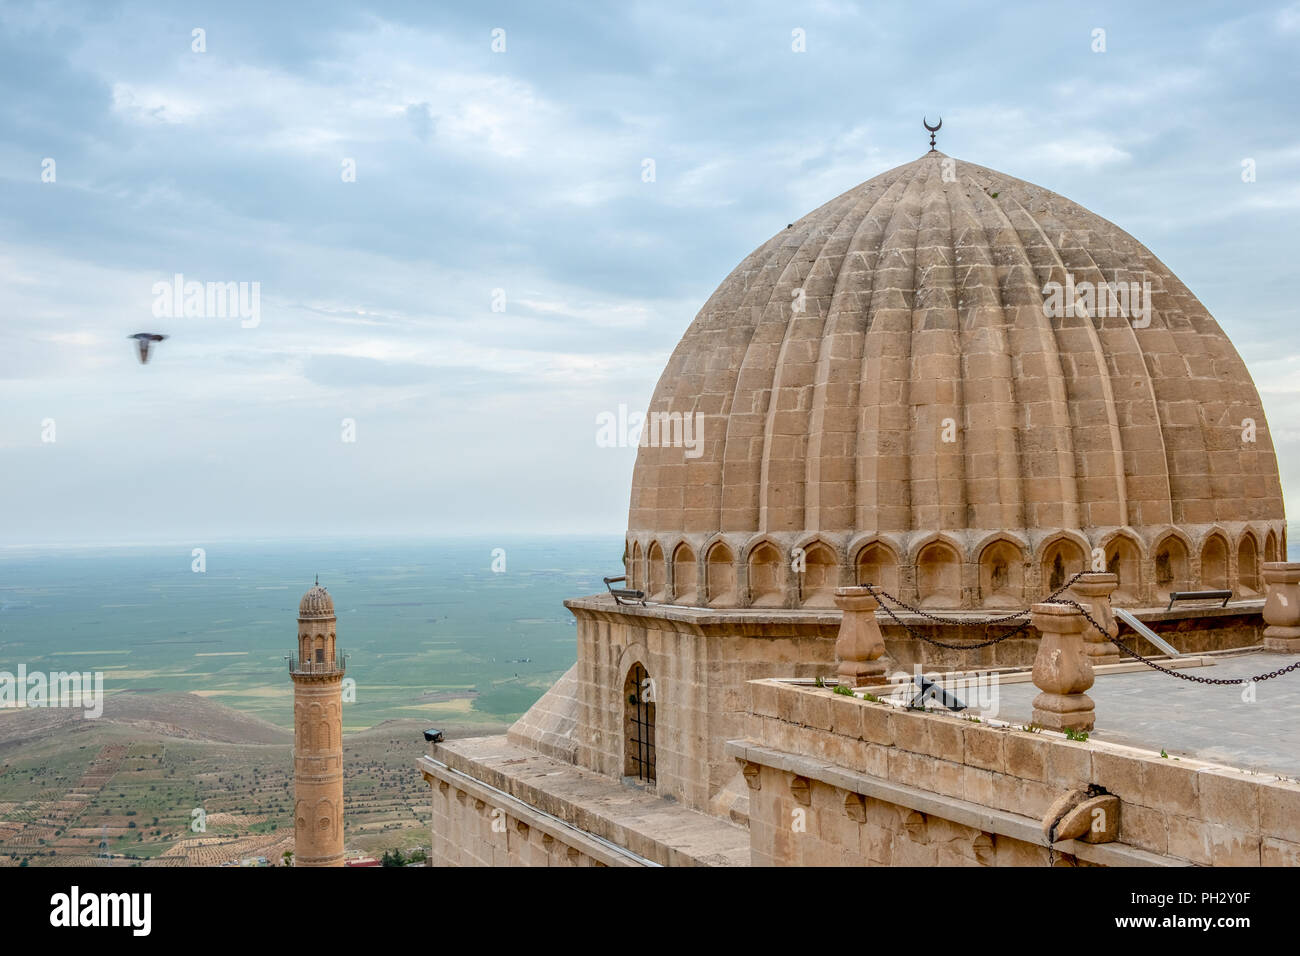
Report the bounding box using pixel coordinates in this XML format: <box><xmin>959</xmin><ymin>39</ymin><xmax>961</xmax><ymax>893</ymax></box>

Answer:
<box><xmin>0</xmin><ymin>535</ymin><xmax>622</xmax><ymax>731</ymax></box>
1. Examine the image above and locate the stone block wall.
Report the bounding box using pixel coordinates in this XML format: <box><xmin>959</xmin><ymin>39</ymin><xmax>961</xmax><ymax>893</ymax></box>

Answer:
<box><xmin>733</xmin><ymin>679</ymin><xmax>1300</xmax><ymax>866</ymax></box>
<box><xmin>746</xmin><ymin>763</ymin><xmax>1057</xmax><ymax>866</ymax></box>
<box><xmin>565</xmin><ymin>598</ymin><xmax>837</xmax><ymax>812</ymax></box>
<box><xmin>423</xmin><ymin>764</ymin><xmax>612</xmax><ymax>867</ymax></box>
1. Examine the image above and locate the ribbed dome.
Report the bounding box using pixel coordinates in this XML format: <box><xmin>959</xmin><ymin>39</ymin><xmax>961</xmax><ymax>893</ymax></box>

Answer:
<box><xmin>627</xmin><ymin>151</ymin><xmax>1286</xmax><ymax>609</ymax></box>
<box><xmin>298</xmin><ymin>584</ymin><xmax>335</xmax><ymax>620</ymax></box>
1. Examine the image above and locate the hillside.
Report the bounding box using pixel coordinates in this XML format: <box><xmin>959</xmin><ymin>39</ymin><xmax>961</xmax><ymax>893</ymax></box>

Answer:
<box><xmin>0</xmin><ymin>691</ymin><xmax>505</xmax><ymax>866</ymax></box>
<box><xmin>0</xmin><ymin>691</ymin><xmax>292</xmax><ymax>748</ymax></box>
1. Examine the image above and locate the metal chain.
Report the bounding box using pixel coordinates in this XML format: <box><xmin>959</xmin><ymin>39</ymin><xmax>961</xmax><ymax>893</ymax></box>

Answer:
<box><xmin>869</xmin><ymin>593</ymin><xmax>1030</xmax><ymax>649</ymax></box>
<box><xmin>864</xmin><ymin>571</ymin><xmax>1088</xmax><ymax>650</ymax></box>
<box><xmin>866</xmin><ymin>578</ymin><xmax>1300</xmax><ymax>684</ymax></box>
<box><xmin>867</xmin><ymin>570</ymin><xmax>1088</xmax><ymax>626</ymax></box>
<box><xmin>1048</xmin><ymin>597</ymin><xmax>1300</xmax><ymax>685</ymax></box>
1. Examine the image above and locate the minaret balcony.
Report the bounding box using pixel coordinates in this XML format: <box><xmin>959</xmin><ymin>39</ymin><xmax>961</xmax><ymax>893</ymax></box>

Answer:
<box><xmin>288</xmin><ymin>650</ymin><xmax>347</xmax><ymax>676</ymax></box>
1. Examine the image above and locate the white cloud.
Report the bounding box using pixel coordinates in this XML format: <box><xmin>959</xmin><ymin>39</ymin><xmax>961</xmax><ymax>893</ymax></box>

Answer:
<box><xmin>110</xmin><ymin>82</ymin><xmax>201</xmax><ymax>124</ymax></box>
<box><xmin>1241</xmin><ymin>185</ymin><xmax>1300</xmax><ymax>210</ymax></box>
<box><xmin>1024</xmin><ymin>140</ymin><xmax>1131</xmax><ymax>169</ymax></box>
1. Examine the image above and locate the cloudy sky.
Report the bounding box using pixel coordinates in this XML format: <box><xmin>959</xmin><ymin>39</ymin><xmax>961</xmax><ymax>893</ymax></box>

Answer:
<box><xmin>2</xmin><ymin>0</ymin><xmax>1298</xmax><ymax>546</ymax></box>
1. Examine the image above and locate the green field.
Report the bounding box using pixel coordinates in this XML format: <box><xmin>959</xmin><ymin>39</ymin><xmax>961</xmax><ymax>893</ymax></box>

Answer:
<box><xmin>0</xmin><ymin>536</ymin><xmax>619</xmax><ymax>729</ymax></box>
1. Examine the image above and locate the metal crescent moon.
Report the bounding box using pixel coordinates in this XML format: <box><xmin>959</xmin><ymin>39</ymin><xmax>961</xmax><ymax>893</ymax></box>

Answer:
<box><xmin>923</xmin><ymin>116</ymin><xmax>942</xmax><ymax>133</ymax></box>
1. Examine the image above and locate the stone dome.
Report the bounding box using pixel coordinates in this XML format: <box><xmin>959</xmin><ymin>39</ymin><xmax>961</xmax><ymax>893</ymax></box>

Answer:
<box><xmin>298</xmin><ymin>583</ymin><xmax>335</xmax><ymax>620</ymax></box>
<box><xmin>627</xmin><ymin>151</ymin><xmax>1286</xmax><ymax>610</ymax></box>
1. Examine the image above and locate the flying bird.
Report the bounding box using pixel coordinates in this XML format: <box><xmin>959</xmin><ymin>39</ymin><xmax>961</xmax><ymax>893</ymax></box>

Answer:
<box><xmin>128</xmin><ymin>332</ymin><xmax>167</xmax><ymax>364</ymax></box>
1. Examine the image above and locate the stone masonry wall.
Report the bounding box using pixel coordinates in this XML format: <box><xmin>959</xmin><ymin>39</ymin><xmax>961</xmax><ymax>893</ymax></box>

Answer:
<box><xmin>566</xmin><ymin>598</ymin><xmax>836</xmax><ymax>812</ymax></box>
<box><xmin>424</xmin><ymin>768</ymin><xmax>610</xmax><ymax>867</ymax></box>
<box><xmin>747</xmin><ymin>763</ymin><xmax>1056</xmax><ymax>866</ymax></box>
<box><xmin>734</xmin><ymin>679</ymin><xmax>1300</xmax><ymax>866</ymax></box>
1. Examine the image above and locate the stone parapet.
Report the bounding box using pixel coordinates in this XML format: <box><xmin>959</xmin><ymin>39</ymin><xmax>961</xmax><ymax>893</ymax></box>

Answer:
<box><xmin>736</xmin><ymin>678</ymin><xmax>1300</xmax><ymax>866</ymax></box>
<box><xmin>727</xmin><ymin>740</ymin><xmax>1165</xmax><ymax>867</ymax></box>
<box><xmin>419</xmin><ymin>737</ymin><xmax>750</xmax><ymax>867</ymax></box>
<box><xmin>420</xmin><ymin>756</ymin><xmax>634</xmax><ymax>867</ymax></box>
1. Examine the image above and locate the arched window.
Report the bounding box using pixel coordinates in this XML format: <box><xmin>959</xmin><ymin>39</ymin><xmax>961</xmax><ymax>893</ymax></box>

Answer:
<box><xmin>623</xmin><ymin>663</ymin><xmax>655</xmax><ymax>783</ymax></box>
<box><xmin>1041</xmin><ymin>538</ymin><xmax>1085</xmax><ymax>595</ymax></box>
<box><xmin>1105</xmin><ymin>535</ymin><xmax>1142</xmax><ymax>606</ymax></box>
<box><xmin>705</xmin><ymin>542</ymin><xmax>736</xmax><ymax>607</ymax></box>
<box><xmin>916</xmin><ymin>541</ymin><xmax>962</xmax><ymax>607</ymax></box>
<box><xmin>672</xmin><ymin>543</ymin><xmax>698</xmax><ymax>604</ymax></box>
<box><xmin>308</xmin><ymin>702</ymin><xmax>323</xmax><ymax>749</ymax></box>
<box><xmin>630</xmin><ymin>542</ymin><xmax>643</xmax><ymax>590</ymax></box>
<box><xmin>647</xmin><ymin>542</ymin><xmax>667</xmax><ymax>602</ymax></box>
<box><xmin>747</xmin><ymin>542</ymin><xmax>784</xmax><ymax>607</ymax></box>
<box><xmin>855</xmin><ymin>542</ymin><xmax>900</xmax><ymax>594</ymax></box>
<box><xmin>316</xmin><ymin>798</ymin><xmax>335</xmax><ymax>839</ymax></box>
<box><xmin>1238</xmin><ymin>534</ymin><xmax>1260</xmax><ymax>596</ymax></box>
<box><xmin>798</xmin><ymin>542</ymin><xmax>838</xmax><ymax>607</ymax></box>
<box><xmin>1200</xmin><ymin>534</ymin><xmax>1229</xmax><ymax>591</ymax></box>
<box><xmin>979</xmin><ymin>539</ymin><xmax>1025</xmax><ymax>609</ymax></box>
<box><xmin>1153</xmin><ymin>535</ymin><xmax>1189</xmax><ymax>601</ymax></box>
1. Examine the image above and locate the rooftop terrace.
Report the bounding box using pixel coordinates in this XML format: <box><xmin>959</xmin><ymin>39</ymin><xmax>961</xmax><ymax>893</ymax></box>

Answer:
<box><xmin>989</xmin><ymin>649</ymin><xmax>1300</xmax><ymax>779</ymax></box>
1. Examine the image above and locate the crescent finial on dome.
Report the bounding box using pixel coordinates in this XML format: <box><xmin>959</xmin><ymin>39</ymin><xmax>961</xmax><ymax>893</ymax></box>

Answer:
<box><xmin>923</xmin><ymin>116</ymin><xmax>942</xmax><ymax>151</ymax></box>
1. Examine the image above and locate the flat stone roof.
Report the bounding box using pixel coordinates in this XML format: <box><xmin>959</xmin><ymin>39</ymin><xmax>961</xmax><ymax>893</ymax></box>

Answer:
<box><xmin>427</xmin><ymin>735</ymin><xmax>750</xmax><ymax>867</ymax></box>
<box><xmin>990</xmin><ymin>650</ymin><xmax>1300</xmax><ymax>779</ymax></box>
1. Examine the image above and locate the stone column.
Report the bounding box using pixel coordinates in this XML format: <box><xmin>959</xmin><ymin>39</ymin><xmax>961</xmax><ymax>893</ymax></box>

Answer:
<box><xmin>1066</xmin><ymin>572</ymin><xmax>1121</xmax><ymax>666</ymax></box>
<box><xmin>1262</xmin><ymin>563</ymin><xmax>1300</xmax><ymax>652</ymax></box>
<box><xmin>834</xmin><ymin>586</ymin><xmax>889</xmax><ymax>687</ymax></box>
<box><xmin>1030</xmin><ymin>602</ymin><xmax>1095</xmax><ymax>732</ymax></box>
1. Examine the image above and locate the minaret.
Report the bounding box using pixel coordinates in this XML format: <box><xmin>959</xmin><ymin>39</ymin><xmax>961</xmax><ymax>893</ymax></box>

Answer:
<box><xmin>290</xmin><ymin>579</ymin><xmax>345</xmax><ymax>866</ymax></box>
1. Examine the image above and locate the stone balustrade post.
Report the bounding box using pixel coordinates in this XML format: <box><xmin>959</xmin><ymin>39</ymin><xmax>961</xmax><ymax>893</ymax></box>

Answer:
<box><xmin>1262</xmin><ymin>562</ymin><xmax>1300</xmax><ymax>652</ymax></box>
<box><xmin>1066</xmin><ymin>572</ymin><xmax>1121</xmax><ymax>666</ymax></box>
<box><xmin>1030</xmin><ymin>602</ymin><xmax>1095</xmax><ymax>732</ymax></box>
<box><xmin>833</xmin><ymin>586</ymin><xmax>889</xmax><ymax>687</ymax></box>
